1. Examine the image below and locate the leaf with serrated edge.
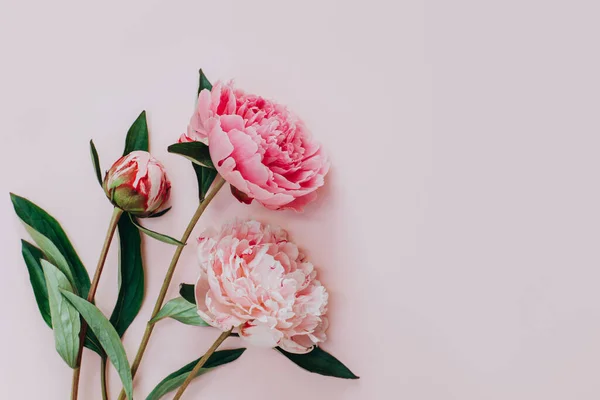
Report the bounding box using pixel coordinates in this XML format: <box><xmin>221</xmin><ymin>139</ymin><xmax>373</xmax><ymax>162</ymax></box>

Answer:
<box><xmin>42</xmin><ymin>260</ymin><xmax>81</xmax><ymax>368</ymax></box>
<box><xmin>167</xmin><ymin>142</ymin><xmax>214</xmax><ymax>169</ymax></box>
<box><xmin>123</xmin><ymin>110</ymin><xmax>149</xmax><ymax>155</ymax></box>
<box><xmin>61</xmin><ymin>291</ymin><xmax>134</xmax><ymax>400</ymax></box>
<box><xmin>150</xmin><ymin>297</ymin><xmax>208</xmax><ymax>326</ymax></box>
<box><xmin>129</xmin><ymin>214</ymin><xmax>185</xmax><ymax>246</ymax></box>
<box><xmin>146</xmin><ymin>349</ymin><xmax>246</xmax><ymax>400</ymax></box>
<box><xmin>276</xmin><ymin>347</ymin><xmax>359</xmax><ymax>379</ymax></box>
<box><xmin>109</xmin><ymin>215</ymin><xmax>144</xmax><ymax>337</ymax></box>
<box><xmin>10</xmin><ymin>193</ymin><xmax>91</xmax><ymax>297</ymax></box>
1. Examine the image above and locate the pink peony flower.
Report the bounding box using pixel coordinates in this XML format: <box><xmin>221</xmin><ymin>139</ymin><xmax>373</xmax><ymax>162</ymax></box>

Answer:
<box><xmin>194</xmin><ymin>220</ymin><xmax>329</xmax><ymax>354</ymax></box>
<box><xmin>103</xmin><ymin>151</ymin><xmax>171</xmax><ymax>216</ymax></box>
<box><xmin>180</xmin><ymin>81</ymin><xmax>330</xmax><ymax>212</ymax></box>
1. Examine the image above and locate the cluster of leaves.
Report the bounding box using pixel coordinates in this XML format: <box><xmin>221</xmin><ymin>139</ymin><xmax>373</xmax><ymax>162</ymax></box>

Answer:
<box><xmin>11</xmin><ymin>113</ymin><xmax>154</xmax><ymax>399</ymax></box>
<box><xmin>13</xmin><ymin>193</ymin><xmax>135</xmax><ymax>398</ymax></box>
<box><xmin>12</xmin><ymin>105</ymin><xmax>244</xmax><ymax>399</ymax></box>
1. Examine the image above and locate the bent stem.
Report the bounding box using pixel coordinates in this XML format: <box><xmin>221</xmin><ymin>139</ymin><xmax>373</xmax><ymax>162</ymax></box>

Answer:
<box><xmin>71</xmin><ymin>207</ymin><xmax>123</xmax><ymax>400</ymax></box>
<box><xmin>117</xmin><ymin>175</ymin><xmax>226</xmax><ymax>400</ymax></box>
<box><xmin>173</xmin><ymin>329</ymin><xmax>232</xmax><ymax>400</ymax></box>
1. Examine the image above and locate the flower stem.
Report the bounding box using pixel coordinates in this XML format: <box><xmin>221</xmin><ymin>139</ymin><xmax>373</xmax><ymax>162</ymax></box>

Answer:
<box><xmin>101</xmin><ymin>357</ymin><xmax>109</xmax><ymax>400</ymax></box>
<box><xmin>173</xmin><ymin>329</ymin><xmax>232</xmax><ymax>400</ymax></box>
<box><xmin>71</xmin><ymin>207</ymin><xmax>123</xmax><ymax>400</ymax></box>
<box><xmin>117</xmin><ymin>175</ymin><xmax>226</xmax><ymax>400</ymax></box>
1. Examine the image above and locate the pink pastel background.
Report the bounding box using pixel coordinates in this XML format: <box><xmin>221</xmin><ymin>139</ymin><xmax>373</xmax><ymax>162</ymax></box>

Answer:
<box><xmin>1</xmin><ymin>1</ymin><xmax>600</xmax><ymax>399</ymax></box>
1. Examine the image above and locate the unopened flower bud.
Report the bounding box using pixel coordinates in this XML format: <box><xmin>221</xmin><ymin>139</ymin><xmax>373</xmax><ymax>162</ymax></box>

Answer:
<box><xmin>103</xmin><ymin>151</ymin><xmax>171</xmax><ymax>216</ymax></box>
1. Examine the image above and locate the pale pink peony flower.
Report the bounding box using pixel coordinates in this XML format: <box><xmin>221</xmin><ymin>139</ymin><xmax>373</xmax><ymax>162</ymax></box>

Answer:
<box><xmin>103</xmin><ymin>150</ymin><xmax>171</xmax><ymax>216</ymax></box>
<box><xmin>180</xmin><ymin>81</ymin><xmax>330</xmax><ymax>212</ymax></box>
<box><xmin>194</xmin><ymin>220</ymin><xmax>329</xmax><ymax>354</ymax></box>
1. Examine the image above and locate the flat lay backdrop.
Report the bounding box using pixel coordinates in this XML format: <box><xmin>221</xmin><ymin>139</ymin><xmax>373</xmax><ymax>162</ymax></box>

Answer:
<box><xmin>1</xmin><ymin>1</ymin><xmax>600</xmax><ymax>399</ymax></box>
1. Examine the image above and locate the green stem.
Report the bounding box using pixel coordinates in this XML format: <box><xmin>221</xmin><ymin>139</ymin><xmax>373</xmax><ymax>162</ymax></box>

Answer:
<box><xmin>71</xmin><ymin>207</ymin><xmax>123</xmax><ymax>400</ymax></box>
<box><xmin>173</xmin><ymin>329</ymin><xmax>232</xmax><ymax>400</ymax></box>
<box><xmin>117</xmin><ymin>176</ymin><xmax>226</xmax><ymax>400</ymax></box>
<box><xmin>101</xmin><ymin>357</ymin><xmax>109</xmax><ymax>400</ymax></box>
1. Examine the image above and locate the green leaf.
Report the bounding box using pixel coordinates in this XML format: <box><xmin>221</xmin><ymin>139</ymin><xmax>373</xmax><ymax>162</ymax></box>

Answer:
<box><xmin>42</xmin><ymin>260</ymin><xmax>81</xmax><ymax>368</ymax></box>
<box><xmin>109</xmin><ymin>215</ymin><xmax>144</xmax><ymax>337</ymax></box>
<box><xmin>123</xmin><ymin>110</ymin><xmax>149</xmax><ymax>155</ymax></box>
<box><xmin>23</xmin><ymin>223</ymin><xmax>76</xmax><ymax>289</ymax></box>
<box><xmin>148</xmin><ymin>207</ymin><xmax>172</xmax><ymax>218</ymax></box>
<box><xmin>146</xmin><ymin>348</ymin><xmax>245</xmax><ymax>400</ymax></box>
<box><xmin>168</xmin><ymin>142</ymin><xmax>214</xmax><ymax>169</ymax></box>
<box><xmin>21</xmin><ymin>240</ymin><xmax>103</xmax><ymax>355</ymax></box>
<box><xmin>90</xmin><ymin>139</ymin><xmax>103</xmax><ymax>186</ymax></box>
<box><xmin>197</xmin><ymin>68</ymin><xmax>213</xmax><ymax>95</ymax></box>
<box><xmin>150</xmin><ymin>297</ymin><xmax>208</xmax><ymax>326</ymax></box>
<box><xmin>84</xmin><ymin>331</ymin><xmax>104</xmax><ymax>357</ymax></box>
<box><xmin>61</xmin><ymin>291</ymin><xmax>134</xmax><ymax>400</ymax></box>
<box><xmin>192</xmin><ymin>163</ymin><xmax>218</xmax><ymax>201</ymax></box>
<box><xmin>179</xmin><ymin>283</ymin><xmax>196</xmax><ymax>305</ymax></box>
<box><xmin>21</xmin><ymin>240</ymin><xmax>52</xmax><ymax>327</ymax></box>
<box><xmin>129</xmin><ymin>214</ymin><xmax>185</xmax><ymax>246</ymax></box>
<box><xmin>10</xmin><ymin>194</ymin><xmax>91</xmax><ymax>297</ymax></box>
<box><xmin>276</xmin><ymin>347</ymin><xmax>359</xmax><ymax>379</ymax></box>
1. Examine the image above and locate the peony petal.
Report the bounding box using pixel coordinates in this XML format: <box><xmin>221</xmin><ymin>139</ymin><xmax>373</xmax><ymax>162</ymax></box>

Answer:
<box><xmin>240</xmin><ymin>320</ymin><xmax>283</xmax><ymax>348</ymax></box>
<box><xmin>278</xmin><ymin>336</ymin><xmax>314</xmax><ymax>354</ymax></box>
<box><xmin>208</xmin><ymin>121</ymin><xmax>235</xmax><ymax>164</ymax></box>
<box><xmin>194</xmin><ymin>273</ymin><xmax>218</xmax><ymax>327</ymax></box>
<box><xmin>237</xmin><ymin>153</ymin><xmax>270</xmax><ymax>186</ymax></box>
<box><xmin>278</xmin><ymin>191</ymin><xmax>319</xmax><ymax>212</ymax></box>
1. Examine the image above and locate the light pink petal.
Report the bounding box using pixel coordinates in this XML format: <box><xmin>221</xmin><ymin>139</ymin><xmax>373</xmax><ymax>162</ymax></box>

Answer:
<box><xmin>194</xmin><ymin>273</ymin><xmax>218</xmax><ymax>327</ymax></box>
<box><xmin>240</xmin><ymin>320</ymin><xmax>283</xmax><ymax>348</ymax></box>
<box><xmin>278</xmin><ymin>336</ymin><xmax>314</xmax><ymax>354</ymax></box>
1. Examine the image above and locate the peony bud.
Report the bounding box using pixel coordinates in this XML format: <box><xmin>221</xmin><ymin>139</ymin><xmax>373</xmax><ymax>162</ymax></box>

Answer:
<box><xmin>103</xmin><ymin>151</ymin><xmax>171</xmax><ymax>216</ymax></box>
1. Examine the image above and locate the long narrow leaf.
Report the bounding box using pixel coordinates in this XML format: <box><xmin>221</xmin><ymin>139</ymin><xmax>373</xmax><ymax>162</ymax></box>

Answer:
<box><xmin>23</xmin><ymin>224</ymin><xmax>75</xmax><ymax>289</ymax></box>
<box><xmin>42</xmin><ymin>260</ymin><xmax>81</xmax><ymax>368</ymax></box>
<box><xmin>276</xmin><ymin>347</ymin><xmax>359</xmax><ymax>379</ymax></box>
<box><xmin>21</xmin><ymin>241</ymin><xmax>102</xmax><ymax>355</ymax></box>
<box><xmin>148</xmin><ymin>207</ymin><xmax>172</xmax><ymax>218</ymax></box>
<box><xmin>10</xmin><ymin>193</ymin><xmax>91</xmax><ymax>297</ymax></box>
<box><xmin>90</xmin><ymin>139</ymin><xmax>103</xmax><ymax>186</ymax></box>
<box><xmin>61</xmin><ymin>291</ymin><xmax>134</xmax><ymax>399</ymax></box>
<box><xmin>123</xmin><ymin>110</ymin><xmax>149</xmax><ymax>155</ymax></box>
<box><xmin>21</xmin><ymin>240</ymin><xmax>51</xmax><ymax>327</ymax></box>
<box><xmin>146</xmin><ymin>349</ymin><xmax>246</xmax><ymax>400</ymax></box>
<box><xmin>129</xmin><ymin>214</ymin><xmax>185</xmax><ymax>246</ymax></box>
<box><xmin>109</xmin><ymin>215</ymin><xmax>144</xmax><ymax>337</ymax></box>
<box><xmin>150</xmin><ymin>297</ymin><xmax>208</xmax><ymax>326</ymax></box>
